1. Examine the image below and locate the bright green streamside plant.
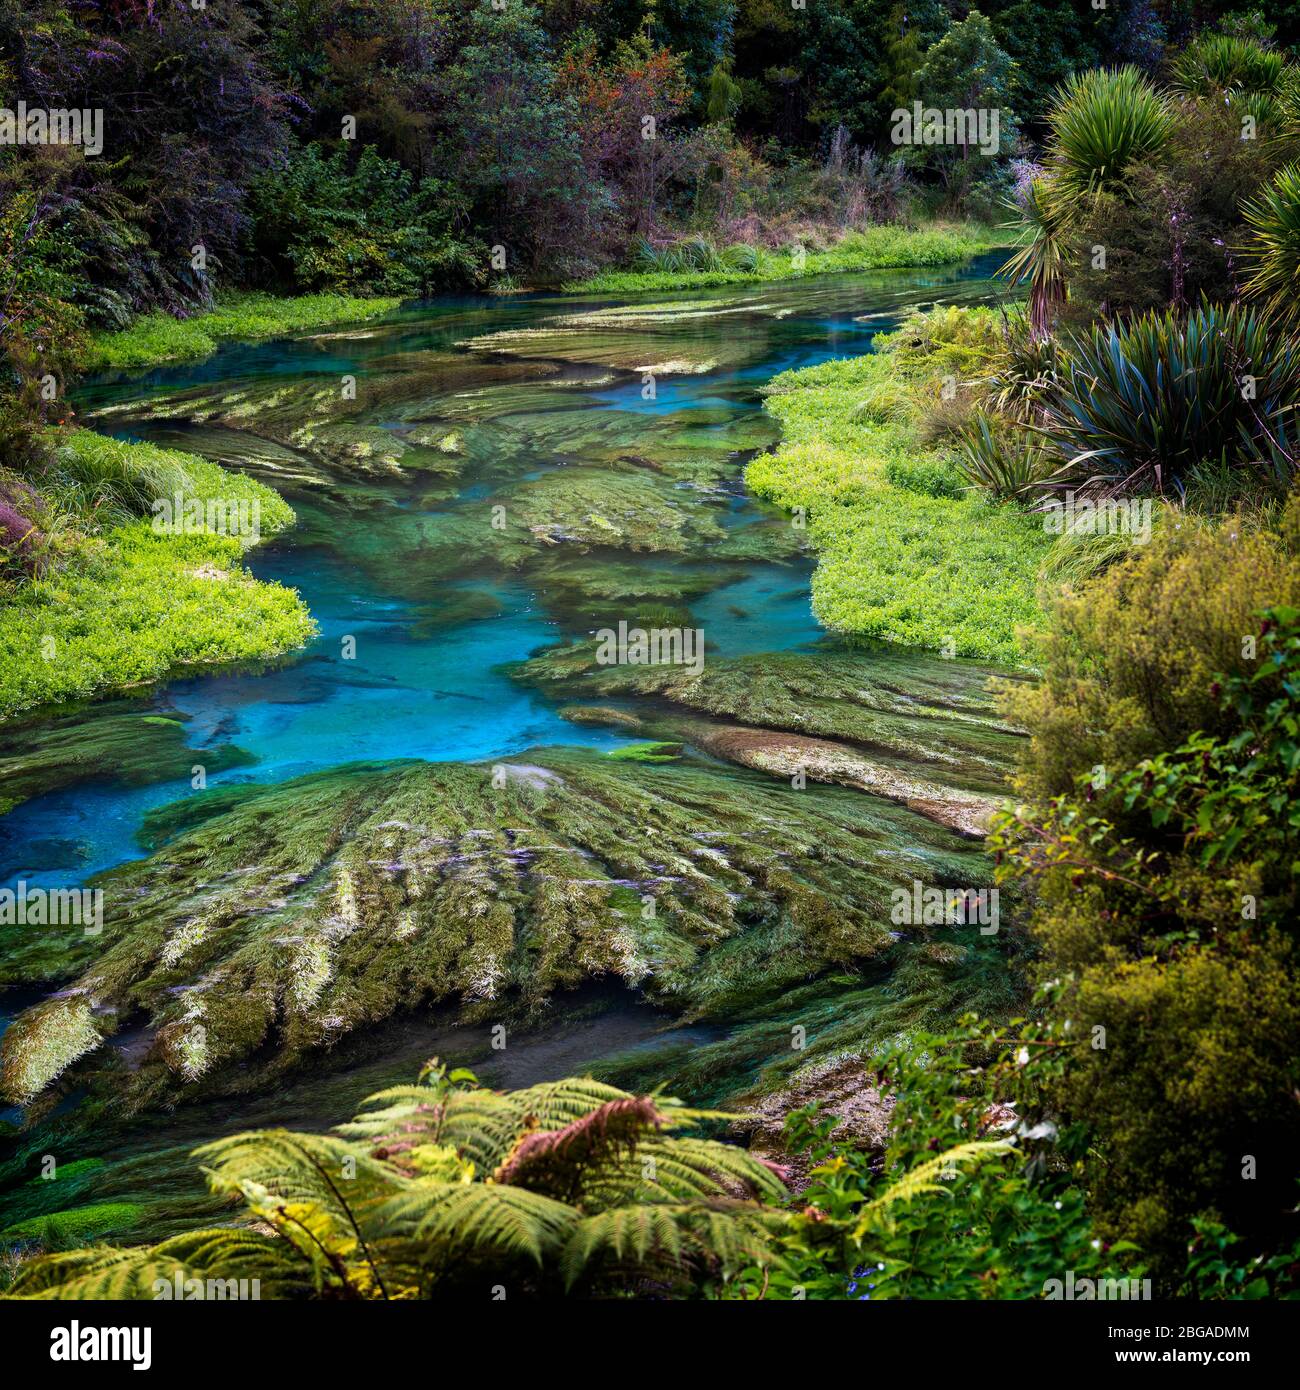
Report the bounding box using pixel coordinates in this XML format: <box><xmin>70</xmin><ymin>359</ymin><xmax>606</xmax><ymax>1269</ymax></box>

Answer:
<box><xmin>1042</xmin><ymin>300</ymin><xmax>1300</xmax><ymax>496</ymax></box>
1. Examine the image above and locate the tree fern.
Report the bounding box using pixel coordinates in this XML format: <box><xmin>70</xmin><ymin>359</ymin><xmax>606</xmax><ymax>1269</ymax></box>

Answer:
<box><xmin>562</xmin><ymin>1200</ymin><xmax>778</xmax><ymax>1289</ymax></box>
<box><xmin>4</xmin><ymin>1061</ymin><xmax>793</xmax><ymax>1300</ymax></box>
<box><xmin>8</xmin><ymin>1230</ymin><xmax>310</xmax><ymax>1300</ymax></box>
<box><xmin>371</xmin><ymin>1181</ymin><xmax>577</xmax><ymax>1266</ymax></box>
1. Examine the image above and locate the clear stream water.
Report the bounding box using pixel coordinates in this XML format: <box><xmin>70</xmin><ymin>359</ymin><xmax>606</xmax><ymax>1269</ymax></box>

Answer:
<box><xmin>0</xmin><ymin>254</ymin><xmax>1012</xmax><ymax>1102</ymax></box>
<box><xmin>1</xmin><ymin>252</ymin><xmax>1009</xmax><ymax>895</ymax></box>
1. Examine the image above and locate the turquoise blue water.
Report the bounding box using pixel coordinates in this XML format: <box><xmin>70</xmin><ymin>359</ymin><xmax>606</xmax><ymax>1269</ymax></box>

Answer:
<box><xmin>1</xmin><ymin>255</ymin><xmax>1009</xmax><ymax>896</ymax></box>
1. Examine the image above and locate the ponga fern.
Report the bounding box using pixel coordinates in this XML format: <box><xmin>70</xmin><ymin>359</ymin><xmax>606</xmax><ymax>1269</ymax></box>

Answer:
<box><xmin>5</xmin><ymin>1061</ymin><xmax>787</xmax><ymax>1301</ymax></box>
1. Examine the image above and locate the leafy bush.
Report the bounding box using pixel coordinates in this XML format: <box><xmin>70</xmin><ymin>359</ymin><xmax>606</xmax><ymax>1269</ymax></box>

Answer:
<box><xmin>246</xmin><ymin>144</ymin><xmax>481</xmax><ymax>297</ymax></box>
<box><xmin>1003</xmin><ymin>518</ymin><xmax>1300</xmax><ymax>800</ymax></box>
<box><xmin>728</xmin><ymin>1024</ymin><xmax>1130</xmax><ymax>1300</ymax></box>
<box><xmin>1043</xmin><ymin>301</ymin><xmax>1300</xmax><ymax>496</ymax></box>
<box><xmin>990</xmin><ymin>608</ymin><xmax>1300</xmax><ymax>1274</ymax></box>
<box><xmin>878</xmin><ymin>305</ymin><xmax>1004</xmax><ymax>383</ymax></box>
<box><xmin>1064</xmin><ymin>97</ymin><xmax>1293</xmax><ymax>324</ymax></box>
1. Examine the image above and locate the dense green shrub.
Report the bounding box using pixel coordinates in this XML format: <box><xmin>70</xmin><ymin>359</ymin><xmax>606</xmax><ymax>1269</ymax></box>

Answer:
<box><xmin>1064</xmin><ymin>98</ymin><xmax>1295</xmax><ymax>322</ymax></box>
<box><xmin>247</xmin><ymin>144</ymin><xmax>481</xmax><ymax>297</ymax></box>
<box><xmin>728</xmin><ymin>1023</ymin><xmax>1128</xmax><ymax>1300</ymax></box>
<box><xmin>1003</xmin><ymin>518</ymin><xmax>1300</xmax><ymax>800</ymax></box>
<box><xmin>991</xmin><ymin>607</ymin><xmax>1300</xmax><ymax>1273</ymax></box>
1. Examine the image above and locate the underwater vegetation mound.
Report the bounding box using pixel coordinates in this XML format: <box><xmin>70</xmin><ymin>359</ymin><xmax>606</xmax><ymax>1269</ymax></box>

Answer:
<box><xmin>514</xmin><ymin>642</ymin><xmax>1026</xmax><ymax>833</ymax></box>
<box><xmin>0</xmin><ymin>749</ymin><xmax>990</xmax><ymax>1112</ymax></box>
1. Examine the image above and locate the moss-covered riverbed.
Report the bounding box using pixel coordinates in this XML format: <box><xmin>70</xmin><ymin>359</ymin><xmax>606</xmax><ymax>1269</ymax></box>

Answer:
<box><xmin>1</xmin><ymin>257</ymin><xmax>1025</xmax><ymax>1242</ymax></box>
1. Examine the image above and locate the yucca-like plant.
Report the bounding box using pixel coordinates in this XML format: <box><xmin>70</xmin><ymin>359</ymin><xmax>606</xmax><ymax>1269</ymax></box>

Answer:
<box><xmin>1241</xmin><ymin>161</ymin><xmax>1300</xmax><ymax>332</ymax></box>
<box><xmin>1046</xmin><ymin>66</ymin><xmax>1174</xmax><ymax>209</ymax></box>
<box><xmin>997</xmin><ymin>179</ymin><xmax>1070</xmax><ymax>338</ymax></box>
<box><xmin>1171</xmin><ymin>34</ymin><xmax>1286</xmax><ymax>101</ymax></box>
<box><xmin>1042</xmin><ymin>300</ymin><xmax>1300</xmax><ymax>496</ymax></box>
<box><xmin>981</xmin><ymin>313</ymin><xmax>1060</xmax><ymax>422</ymax></box>
<box><xmin>956</xmin><ymin>412</ymin><xmax>1055</xmax><ymax>500</ymax></box>
<box><xmin>5</xmin><ymin>1062</ymin><xmax>788</xmax><ymax>1300</ymax></box>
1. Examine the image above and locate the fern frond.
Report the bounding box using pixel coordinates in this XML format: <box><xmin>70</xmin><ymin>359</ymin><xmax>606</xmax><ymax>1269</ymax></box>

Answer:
<box><xmin>852</xmin><ymin>1140</ymin><xmax>1015</xmax><ymax>1240</ymax></box>
<box><xmin>562</xmin><ymin>1200</ymin><xmax>779</xmax><ymax>1289</ymax></box>
<box><xmin>6</xmin><ymin>1230</ymin><xmax>311</xmax><ymax>1301</ymax></box>
<box><xmin>370</xmin><ymin>1179</ymin><xmax>577</xmax><ymax>1267</ymax></box>
<box><xmin>587</xmin><ymin>1137</ymin><xmax>787</xmax><ymax>1205</ymax></box>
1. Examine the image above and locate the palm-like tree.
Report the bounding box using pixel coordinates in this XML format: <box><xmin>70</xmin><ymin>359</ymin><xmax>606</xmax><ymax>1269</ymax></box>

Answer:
<box><xmin>1241</xmin><ymin>161</ymin><xmax>1300</xmax><ymax>333</ymax></box>
<box><xmin>997</xmin><ymin>68</ymin><xmax>1173</xmax><ymax>335</ymax></box>
<box><xmin>1045</xmin><ymin>67</ymin><xmax>1174</xmax><ymax>208</ymax></box>
<box><xmin>998</xmin><ymin>179</ymin><xmax>1070</xmax><ymax>338</ymax></box>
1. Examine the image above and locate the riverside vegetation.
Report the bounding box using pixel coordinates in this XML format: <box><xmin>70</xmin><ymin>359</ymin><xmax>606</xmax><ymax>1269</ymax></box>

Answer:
<box><xmin>3</xmin><ymin>6</ymin><xmax>1300</xmax><ymax>1302</ymax></box>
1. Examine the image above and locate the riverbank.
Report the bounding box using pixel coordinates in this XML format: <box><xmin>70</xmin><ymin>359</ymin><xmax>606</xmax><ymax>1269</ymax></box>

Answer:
<box><xmin>563</xmin><ymin>222</ymin><xmax>1005</xmax><ymax>294</ymax></box>
<box><xmin>749</xmin><ymin>312</ymin><xmax>1050</xmax><ymax>665</ymax></box>
<box><xmin>0</xmin><ymin>432</ymin><xmax>313</xmax><ymax>719</ymax></box>
<box><xmin>84</xmin><ymin>291</ymin><xmax>405</xmax><ymax>371</ymax></box>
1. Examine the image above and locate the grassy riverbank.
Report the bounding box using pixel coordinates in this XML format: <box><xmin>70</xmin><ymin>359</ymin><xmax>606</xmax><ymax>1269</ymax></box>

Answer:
<box><xmin>0</xmin><ymin>433</ymin><xmax>313</xmax><ymax>718</ymax></box>
<box><xmin>564</xmin><ymin>222</ymin><xmax>1004</xmax><ymax>295</ymax></box>
<box><xmin>84</xmin><ymin>291</ymin><xmax>405</xmax><ymax>371</ymax></box>
<box><xmin>750</xmin><ymin>315</ymin><xmax>1050</xmax><ymax>665</ymax></box>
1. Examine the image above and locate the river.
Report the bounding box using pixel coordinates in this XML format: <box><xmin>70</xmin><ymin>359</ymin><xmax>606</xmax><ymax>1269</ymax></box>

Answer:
<box><xmin>0</xmin><ymin>254</ymin><xmax>1023</xmax><ymax>1231</ymax></box>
